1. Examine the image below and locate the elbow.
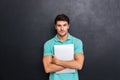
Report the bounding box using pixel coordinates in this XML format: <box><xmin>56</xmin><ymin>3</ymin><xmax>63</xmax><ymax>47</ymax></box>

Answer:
<box><xmin>77</xmin><ymin>66</ymin><xmax>82</xmax><ymax>70</ymax></box>
<box><xmin>77</xmin><ymin>65</ymin><xmax>83</xmax><ymax>70</ymax></box>
<box><xmin>44</xmin><ymin>68</ymin><xmax>50</xmax><ymax>73</ymax></box>
<box><xmin>45</xmin><ymin>71</ymin><xmax>49</xmax><ymax>73</ymax></box>
<box><xmin>45</xmin><ymin>69</ymin><xmax>49</xmax><ymax>73</ymax></box>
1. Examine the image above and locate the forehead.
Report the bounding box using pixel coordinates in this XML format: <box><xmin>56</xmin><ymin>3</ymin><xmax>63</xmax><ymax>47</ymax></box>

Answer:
<box><xmin>56</xmin><ymin>21</ymin><xmax>69</xmax><ymax>25</ymax></box>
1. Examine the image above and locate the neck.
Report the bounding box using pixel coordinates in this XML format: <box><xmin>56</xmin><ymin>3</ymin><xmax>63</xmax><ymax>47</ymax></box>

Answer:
<box><xmin>57</xmin><ymin>33</ymin><xmax>68</xmax><ymax>42</ymax></box>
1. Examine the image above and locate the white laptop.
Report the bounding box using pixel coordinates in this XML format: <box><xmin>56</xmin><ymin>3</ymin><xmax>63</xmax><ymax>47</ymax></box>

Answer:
<box><xmin>54</xmin><ymin>44</ymin><xmax>75</xmax><ymax>74</ymax></box>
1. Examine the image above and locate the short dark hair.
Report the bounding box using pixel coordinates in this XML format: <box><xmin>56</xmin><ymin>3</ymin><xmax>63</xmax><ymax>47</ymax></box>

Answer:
<box><xmin>54</xmin><ymin>14</ymin><xmax>70</xmax><ymax>24</ymax></box>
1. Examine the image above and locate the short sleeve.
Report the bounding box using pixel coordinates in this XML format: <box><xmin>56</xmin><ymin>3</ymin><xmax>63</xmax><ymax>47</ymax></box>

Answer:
<box><xmin>44</xmin><ymin>41</ymin><xmax>53</xmax><ymax>56</ymax></box>
<box><xmin>74</xmin><ymin>39</ymin><xmax>84</xmax><ymax>54</ymax></box>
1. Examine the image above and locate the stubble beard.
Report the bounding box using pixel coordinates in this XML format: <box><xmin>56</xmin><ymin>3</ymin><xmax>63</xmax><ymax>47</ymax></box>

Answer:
<box><xmin>58</xmin><ymin>32</ymin><xmax>68</xmax><ymax>37</ymax></box>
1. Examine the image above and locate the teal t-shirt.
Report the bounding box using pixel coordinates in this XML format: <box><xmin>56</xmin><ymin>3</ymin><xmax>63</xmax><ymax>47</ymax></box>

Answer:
<box><xmin>44</xmin><ymin>34</ymin><xmax>84</xmax><ymax>80</ymax></box>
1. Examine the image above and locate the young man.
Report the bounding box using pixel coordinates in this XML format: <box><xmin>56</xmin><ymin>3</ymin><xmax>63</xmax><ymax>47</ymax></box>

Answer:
<box><xmin>43</xmin><ymin>14</ymin><xmax>84</xmax><ymax>80</ymax></box>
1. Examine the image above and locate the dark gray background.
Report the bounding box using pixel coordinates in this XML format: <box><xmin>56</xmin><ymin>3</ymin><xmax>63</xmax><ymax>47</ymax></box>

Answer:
<box><xmin>0</xmin><ymin>0</ymin><xmax>120</xmax><ymax>80</ymax></box>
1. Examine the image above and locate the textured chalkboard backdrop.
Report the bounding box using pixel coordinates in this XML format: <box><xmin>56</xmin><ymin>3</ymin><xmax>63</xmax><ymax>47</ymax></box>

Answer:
<box><xmin>0</xmin><ymin>0</ymin><xmax>120</xmax><ymax>80</ymax></box>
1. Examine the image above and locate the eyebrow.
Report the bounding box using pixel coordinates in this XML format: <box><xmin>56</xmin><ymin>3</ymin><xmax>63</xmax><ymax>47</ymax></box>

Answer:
<box><xmin>57</xmin><ymin>23</ymin><xmax>67</xmax><ymax>25</ymax></box>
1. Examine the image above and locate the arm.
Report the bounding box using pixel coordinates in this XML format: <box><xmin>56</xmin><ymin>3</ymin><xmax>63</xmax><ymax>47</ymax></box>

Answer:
<box><xmin>43</xmin><ymin>55</ymin><xmax>65</xmax><ymax>73</ymax></box>
<box><xmin>52</xmin><ymin>53</ymin><xmax>84</xmax><ymax>70</ymax></box>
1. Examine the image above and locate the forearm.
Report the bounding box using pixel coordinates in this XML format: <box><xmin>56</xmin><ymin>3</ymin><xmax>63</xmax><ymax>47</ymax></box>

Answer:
<box><xmin>57</xmin><ymin>60</ymin><xmax>82</xmax><ymax>70</ymax></box>
<box><xmin>45</xmin><ymin>63</ymin><xmax>65</xmax><ymax>73</ymax></box>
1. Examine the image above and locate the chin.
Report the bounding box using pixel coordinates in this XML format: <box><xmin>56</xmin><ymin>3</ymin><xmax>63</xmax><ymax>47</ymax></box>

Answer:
<box><xmin>59</xmin><ymin>33</ymin><xmax>67</xmax><ymax>37</ymax></box>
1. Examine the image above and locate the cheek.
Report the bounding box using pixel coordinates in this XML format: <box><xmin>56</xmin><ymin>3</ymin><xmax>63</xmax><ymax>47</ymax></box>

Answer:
<box><xmin>68</xmin><ymin>26</ymin><xmax>70</xmax><ymax>29</ymax></box>
<box><xmin>66</xmin><ymin>26</ymin><xmax>69</xmax><ymax>30</ymax></box>
<box><xmin>67</xmin><ymin>27</ymin><xmax>69</xmax><ymax>29</ymax></box>
<box><xmin>56</xmin><ymin>28</ymin><xmax>60</xmax><ymax>31</ymax></box>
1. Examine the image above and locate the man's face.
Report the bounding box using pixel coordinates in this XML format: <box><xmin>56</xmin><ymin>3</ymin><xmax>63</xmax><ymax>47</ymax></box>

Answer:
<box><xmin>55</xmin><ymin>21</ymin><xmax>69</xmax><ymax>37</ymax></box>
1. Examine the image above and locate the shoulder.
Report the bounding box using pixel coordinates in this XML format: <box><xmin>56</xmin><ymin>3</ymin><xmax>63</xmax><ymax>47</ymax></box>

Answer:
<box><xmin>44</xmin><ymin>37</ymin><xmax>55</xmax><ymax>46</ymax></box>
<box><xmin>71</xmin><ymin>35</ymin><xmax>84</xmax><ymax>53</ymax></box>
<box><xmin>71</xmin><ymin>35</ymin><xmax>83</xmax><ymax>43</ymax></box>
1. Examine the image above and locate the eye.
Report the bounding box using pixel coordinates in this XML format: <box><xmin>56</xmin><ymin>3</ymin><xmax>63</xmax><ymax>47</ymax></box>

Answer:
<box><xmin>57</xmin><ymin>24</ymin><xmax>61</xmax><ymax>27</ymax></box>
<box><xmin>63</xmin><ymin>24</ymin><xmax>67</xmax><ymax>26</ymax></box>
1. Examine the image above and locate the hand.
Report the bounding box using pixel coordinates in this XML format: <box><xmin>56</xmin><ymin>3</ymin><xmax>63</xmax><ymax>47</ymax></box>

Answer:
<box><xmin>52</xmin><ymin>55</ymin><xmax>60</xmax><ymax>65</ymax></box>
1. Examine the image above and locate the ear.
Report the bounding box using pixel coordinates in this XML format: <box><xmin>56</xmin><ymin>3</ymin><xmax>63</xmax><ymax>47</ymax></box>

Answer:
<box><xmin>68</xmin><ymin>24</ymin><xmax>70</xmax><ymax>29</ymax></box>
<box><xmin>54</xmin><ymin>24</ymin><xmax>57</xmax><ymax>30</ymax></box>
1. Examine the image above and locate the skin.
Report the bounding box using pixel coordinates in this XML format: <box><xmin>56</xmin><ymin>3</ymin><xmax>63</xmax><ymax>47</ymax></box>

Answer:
<box><xmin>55</xmin><ymin>21</ymin><xmax>70</xmax><ymax>42</ymax></box>
<box><xmin>43</xmin><ymin>21</ymin><xmax>84</xmax><ymax>73</ymax></box>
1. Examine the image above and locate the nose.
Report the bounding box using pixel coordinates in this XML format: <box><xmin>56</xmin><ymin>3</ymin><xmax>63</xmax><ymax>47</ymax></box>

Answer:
<box><xmin>61</xmin><ymin>26</ymin><xmax>64</xmax><ymax>30</ymax></box>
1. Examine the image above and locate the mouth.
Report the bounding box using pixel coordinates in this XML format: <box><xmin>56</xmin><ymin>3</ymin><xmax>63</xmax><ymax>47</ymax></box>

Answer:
<box><xmin>60</xmin><ymin>31</ymin><xmax>65</xmax><ymax>33</ymax></box>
